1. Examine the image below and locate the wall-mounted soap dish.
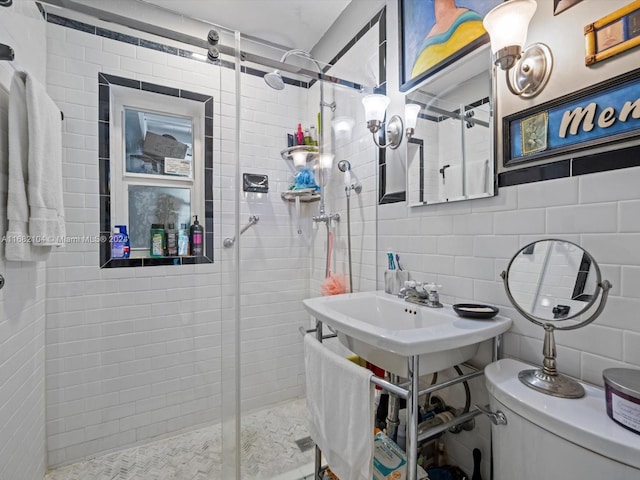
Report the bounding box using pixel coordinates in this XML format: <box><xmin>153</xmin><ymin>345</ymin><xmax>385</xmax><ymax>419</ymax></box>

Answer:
<box><xmin>243</xmin><ymin>173</ymin><xmax>268</xmax><ymax>193</ymax></box>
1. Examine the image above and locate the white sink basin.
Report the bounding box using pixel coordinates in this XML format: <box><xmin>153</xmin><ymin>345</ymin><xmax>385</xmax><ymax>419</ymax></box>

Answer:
<box><xmin>303</xmin><ymin>291</ymin><xmax>512</xmax><ymax>376</ymax></box>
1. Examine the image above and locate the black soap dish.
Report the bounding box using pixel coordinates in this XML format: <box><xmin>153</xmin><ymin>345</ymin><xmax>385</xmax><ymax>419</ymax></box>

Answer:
<box><xmin>453</xmin><ymin>304</ymin><xmax>499</xmax><ymax>320</ymax></box>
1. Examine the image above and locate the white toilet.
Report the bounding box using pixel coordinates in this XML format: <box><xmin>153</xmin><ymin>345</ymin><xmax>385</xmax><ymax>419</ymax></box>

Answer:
<box><xmin>485</xmin><ymin>359</ymin><xmax>640</xmax><ymax>479</ymax></box>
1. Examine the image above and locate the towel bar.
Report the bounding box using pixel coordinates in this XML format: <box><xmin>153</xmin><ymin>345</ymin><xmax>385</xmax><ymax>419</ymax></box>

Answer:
<box><xmin>298</xmin><ymin>326</ymin><xmax>337</xmax><ymax>340</ymax></box>
<box><xmin>223</xmin><ymin>215</ymin><xmax>259</xmax><ymax>247</ymax></box>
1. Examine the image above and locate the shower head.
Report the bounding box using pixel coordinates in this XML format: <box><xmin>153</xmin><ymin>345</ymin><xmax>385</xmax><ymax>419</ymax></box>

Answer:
<box><xmin>337</xmin><ymin>160</ymin><xmax>351</xmax><ymax>172</ymax></box>
<box><xmin>264</xmin><ymin>70</ymin><xmax>285</xmax><ymax>90</ymax></box>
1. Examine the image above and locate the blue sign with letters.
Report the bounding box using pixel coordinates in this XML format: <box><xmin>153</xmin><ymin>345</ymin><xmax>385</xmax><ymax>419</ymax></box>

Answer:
<box><xmin>505</xmin><ymin>69</ymin><xmax>640</xmax><ymax>165</ymax></box>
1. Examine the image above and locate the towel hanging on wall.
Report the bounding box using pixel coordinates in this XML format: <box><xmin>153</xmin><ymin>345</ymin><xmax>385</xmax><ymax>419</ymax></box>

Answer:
<box><xmin>5</xmin><ymin>71</ymin><xmax>65</xmax><ymax>261</ymax></box>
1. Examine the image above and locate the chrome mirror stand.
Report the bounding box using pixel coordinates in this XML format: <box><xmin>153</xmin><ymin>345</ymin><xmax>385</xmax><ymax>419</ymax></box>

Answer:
<box><xmin>501</xmin><ymin>270</ymin><xmax>612</xmax><ymax>399</ymax></box>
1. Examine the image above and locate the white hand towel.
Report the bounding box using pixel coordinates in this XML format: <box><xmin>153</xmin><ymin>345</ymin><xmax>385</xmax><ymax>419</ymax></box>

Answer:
<box><xmin>465</xmin><ymin>159</ymin><xmax>488</xmax><ymax>197</ymax></box>
<box><xmin>25</xmin><ymin>73</ymin><xmax>65</xmax><ymax>246</ymax></box>
<box><xmin>304</xmin><ymin>334</ymin><xmax>374</xmax><ymax>480</ymax></box>
<box><xmin>5</xmin><ymin>72</ymin><xmax>51</xmax><ymax>261</ymax></box>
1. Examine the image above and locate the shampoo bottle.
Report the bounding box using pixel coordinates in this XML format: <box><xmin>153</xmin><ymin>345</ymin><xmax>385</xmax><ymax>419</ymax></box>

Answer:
<box><xmin>296</xmin><ymin>123</ymin><xmax>304</xmax><ymax>146</ymax></box>
<box><xmin>178</xmin><ymin>223</ymin><xmax>190</xmax><ymax>256</ymax></box>
<box><xmin>165</xmin><ymin>223</ymin><xmax>178</xmax><ymax>256</ymax></box>
<box><xmin>189</xmin><ymin>215</ymin><xmax>204</xmax><ymax>256</ymax></box>
<box><xmin>111</xmin><ymin>225</ymin><xmax>130</xmax><ymax>259</ymax></box>
<box><xmin>150</xmin><ymin>224</ymin><xmax>165</xmax><ymax>257</ymax></box>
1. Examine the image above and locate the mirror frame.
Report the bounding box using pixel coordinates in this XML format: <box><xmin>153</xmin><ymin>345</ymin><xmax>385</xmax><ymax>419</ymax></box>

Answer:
<box><xmin>502</xmin><ymin>239</ymin><xmax>603</xmax><ymax>326</ymax></box>
<box><xmin>401</xmin><ymin>46</ymin><xmax>498</xmax><ymax>207</ymax></box>
<box><xmin>378</xmin><ymin>128</ymin><xmax>406</xmax><ymax>204</ymax></box>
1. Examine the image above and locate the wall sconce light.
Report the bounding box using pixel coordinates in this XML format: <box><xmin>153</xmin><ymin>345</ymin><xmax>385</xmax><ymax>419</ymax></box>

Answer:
<box><xmin>362</xmin><ymin>94</ymin><xmax>421</xmax><ymax>149</ymax></box>
<box><xmin>404</xmin><ymin>103</ymin><xmax>421</xmax><ymax>140</ymax></box>
<box><xmin>483</xmin><ymin>0</ymin><xmax>553</xmax><ymax>98</ymax></box>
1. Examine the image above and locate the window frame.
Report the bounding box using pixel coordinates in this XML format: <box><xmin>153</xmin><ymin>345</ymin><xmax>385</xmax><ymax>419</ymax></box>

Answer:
<box><xmin>98</xmin><ymin>73</ymin><xmax>214</xmax><ymax>268</ymax></box>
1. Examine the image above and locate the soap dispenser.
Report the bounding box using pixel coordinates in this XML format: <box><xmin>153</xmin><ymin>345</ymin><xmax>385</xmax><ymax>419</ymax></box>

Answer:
<box><xmin>189</xmin><ymin>215</ymin><xmax>204</xmax><ymax>256</ymax></box>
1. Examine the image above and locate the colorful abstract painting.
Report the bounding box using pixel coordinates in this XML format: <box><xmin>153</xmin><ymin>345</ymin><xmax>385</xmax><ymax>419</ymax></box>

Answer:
<box><xmin>399</xmin><ymin>0</ymin><xmax>503</xmax><ymax>91</ymax></box>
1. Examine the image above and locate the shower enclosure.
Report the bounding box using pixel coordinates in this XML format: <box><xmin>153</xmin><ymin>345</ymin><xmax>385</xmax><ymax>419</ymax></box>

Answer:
<box><xmin>24</xmin><ymin>2</ymin><xmax>381</xmax><ymax>479</ymax></box>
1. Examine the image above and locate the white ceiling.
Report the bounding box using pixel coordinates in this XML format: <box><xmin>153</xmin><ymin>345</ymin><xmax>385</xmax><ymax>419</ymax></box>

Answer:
<box><xmin>142</xmin><ymin>0</ymin><xmax>352</xmax><ymax>52</ymax></box>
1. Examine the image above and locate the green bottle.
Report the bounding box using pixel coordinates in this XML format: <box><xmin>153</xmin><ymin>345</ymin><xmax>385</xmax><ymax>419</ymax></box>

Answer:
<box><xmin>150</xmin><ymin>224</ymin><xmax>165</xmax><ymax>257</ymax></box>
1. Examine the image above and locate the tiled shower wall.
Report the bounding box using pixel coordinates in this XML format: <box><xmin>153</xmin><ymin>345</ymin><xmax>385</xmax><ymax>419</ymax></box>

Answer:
<box><xmin>43</xmin><ymin>16</ymin><xmax>311</xmax><ymax>466</ymax></box>
<box><xmin>0</xmin><ymin>4</ymin><xmax>48</xmax><ymax>480</ymax></box>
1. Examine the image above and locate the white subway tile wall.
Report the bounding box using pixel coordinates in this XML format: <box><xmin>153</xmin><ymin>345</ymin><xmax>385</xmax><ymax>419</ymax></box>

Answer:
<box><xmin>44</xmin><ymin>20</ymin><xmax>313</xmax><ymax>467</ymax></box>
<box><xmin>380</xmin><ymin>170</ymin><xmax>640</xmax><ymax>374</ymax></box>
<box><xmin>0</xmin><ymin>4</ymin><xmax>48</xmax><ymax>480</ymax></box>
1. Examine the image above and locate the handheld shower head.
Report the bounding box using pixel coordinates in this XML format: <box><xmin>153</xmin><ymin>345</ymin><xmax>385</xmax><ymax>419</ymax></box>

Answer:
<box><xmin>264</xmin><ymin>70</ymin><xmax>285</xmax><ymax>90</ymax></box>
<box><xmin>337</xmin><ymin>160</ymin><xmax>361</xmax><ymax>194</ymax></box>
<box><xmin>337</xmin><ymin>160</ymin><xmax>351</xmax><ymax>172</ymax></box>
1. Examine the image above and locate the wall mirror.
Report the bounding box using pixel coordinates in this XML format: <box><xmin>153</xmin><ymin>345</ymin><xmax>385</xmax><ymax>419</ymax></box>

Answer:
<box><xmin>502</xmin><ymin>239</ymin><xmax>612</xmax><ymax>399</ymax></box>
<box><xmin>405</xmin><ymin>48</ymin><xmax>496</xmax><ymax>207</ymax></box>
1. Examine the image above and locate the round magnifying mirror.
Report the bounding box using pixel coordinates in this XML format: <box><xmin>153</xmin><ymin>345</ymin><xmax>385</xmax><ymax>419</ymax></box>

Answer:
<box><xmin>503</xmin><ymin>239</ymin><xmax>602</xmax><ymax>324</ymax></box>
<box><xmin>502</xmin><ymin>239</ymin><xmax>612</xmax><ymax>399</ymax></box>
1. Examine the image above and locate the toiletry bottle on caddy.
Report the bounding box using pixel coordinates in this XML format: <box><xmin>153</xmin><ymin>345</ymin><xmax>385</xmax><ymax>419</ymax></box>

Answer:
<box><xmin>165</xmin><ymin>223</ymin><xmax>178</xmax><ymax>256</ymax></box>
<box><xmin>150</xmin><ymin>224</ymin><xmax>165</xmax><ymax>257</ymax></box>
<box><xmin>178</xmin><ymin>223</ymin><xmax>190</xmax><ymax>256</ymax></box>
<box><xmin>190</xmin><ymin>215</ymin><xmax>204</xmax><ymax>256</ymax></box>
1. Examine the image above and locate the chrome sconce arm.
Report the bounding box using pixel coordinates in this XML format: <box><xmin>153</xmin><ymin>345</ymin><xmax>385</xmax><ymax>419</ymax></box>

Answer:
<box><xmin>367</xmin><ymin>116</ymin><xmax>404</xmax><ymax>150</ymax></box>
<box><xmin>363</xmin><ymin>97</ymin><xmax>420</xmax><ymax>150</ymax></box>
<box><xmin>484</xmin><ymin>0</ymin><xmax>554</xmax><ymax>99</ymax></box>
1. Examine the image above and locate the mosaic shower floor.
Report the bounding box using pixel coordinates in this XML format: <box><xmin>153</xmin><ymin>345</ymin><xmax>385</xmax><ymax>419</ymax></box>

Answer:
<box><xmin>45</xmin><ymin>397</ymin><xmax>314</xmax><ymax>480</ymax></box>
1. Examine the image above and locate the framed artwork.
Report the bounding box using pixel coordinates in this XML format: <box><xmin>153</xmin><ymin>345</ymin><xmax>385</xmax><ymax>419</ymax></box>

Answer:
<box><xmin>399</xmin><ymin>0</ymin><xmax>503</xmax><ymax>92</ymax></box>
<box><xmin>585</xmin><ymin>0</ymin><xmax>640</xmax><ymax>66</ymax></box>
<box><xmin>503</xmin><ymin>67</ymin><xmax>640</xmax><ymax>167</ymax></box>
<box><xmin>553</xmin><ymin>0</ymin><xmax>583</xmax><ymax>16</ymax></box>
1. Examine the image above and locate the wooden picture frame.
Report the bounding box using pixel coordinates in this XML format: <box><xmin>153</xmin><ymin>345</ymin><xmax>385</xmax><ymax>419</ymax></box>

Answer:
<box><xmin>585</xmin><ymin>0</ymin><xmax>640</xmax><ymax>66</ymax></box>
<box><xmin>503</xmin><ymin>66</ymin><xmax>640</xmax><ymax>167</ymax></box>
<box><xmin>398</xmin><ymin>0</ymin><xmax>502</xmax><ymax>92</ymax></box>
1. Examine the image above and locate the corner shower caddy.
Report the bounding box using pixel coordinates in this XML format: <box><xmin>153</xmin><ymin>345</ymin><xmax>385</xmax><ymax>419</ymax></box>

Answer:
<box><xmin>301</xmin><ymin>321</ymin><xmax>505</xmax><ymax>480</ymax></box>
<box><xmin>281</xmin><ymin>146</ymin><xmax>321</xmax><ymax>233</ymax></box>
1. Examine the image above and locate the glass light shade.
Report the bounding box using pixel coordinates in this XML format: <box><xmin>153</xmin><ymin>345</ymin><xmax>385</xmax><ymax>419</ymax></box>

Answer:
<box><xmin>483</xmin><ymin>0</ymin><xmax>537</xmax><ymax>54</ymax></box>
<box><xmin>331</xmin><ymin>116</ymin><xmax>355</xmax><ymax>140</ymax></box>
<box><xmin>320</xmin><ymin>153</ymin><xmax>334</xmax><ymax>169</ymax></box>
<box><xmin>292</xmin><ymin>150</ymin><xmax>307</xmax><ymax>167</ymax></box>
<box><xmin>362</xmin><ymin>94</ymin><xmax>390</xmax><ymax>122</ymax></box>
<box><xmin>404</xmin><ymin>104</ymin><xmax>421</xmax><ymax>130</ymax></box>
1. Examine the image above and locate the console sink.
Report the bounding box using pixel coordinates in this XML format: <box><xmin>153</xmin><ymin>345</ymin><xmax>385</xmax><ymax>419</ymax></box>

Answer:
<box><xmin>303</xmin><ymin>291</ymin><xmax>512</xmax><ymax>376</ymax></box>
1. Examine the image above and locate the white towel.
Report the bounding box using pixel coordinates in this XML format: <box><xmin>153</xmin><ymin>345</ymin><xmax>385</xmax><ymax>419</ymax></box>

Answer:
<box><xmin>5</xmin><ymin>71</ymin><xmax>64</xmax><ymax>261</ymax></box>
<box><xmin>25</xmin><ymin>73</ymin><xmax>65</xmax><ymax>245</ymax></box>
<box><xmin>304</xmin><ymin>335</ymin><xmax>374</xmax><ymax>480</ymax></box>
<box><xmin>465</xmin><ymin>159</ymin><xmax>488</xmax><ymax>197</ymax></box>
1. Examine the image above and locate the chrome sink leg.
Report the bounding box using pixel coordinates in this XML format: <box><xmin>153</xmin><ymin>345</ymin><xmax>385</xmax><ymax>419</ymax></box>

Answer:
<box><xmin>407</xmin><ymin>355</ymin><xmax>419</xmax><ymax>480</ymax></box>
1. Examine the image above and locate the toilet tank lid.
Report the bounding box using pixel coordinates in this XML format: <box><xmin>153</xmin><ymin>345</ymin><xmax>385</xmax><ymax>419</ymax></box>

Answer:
<box><xmin>485</xmin><ymin>359</ymin><xmax>640</xmax><ymax>470</ymax></box>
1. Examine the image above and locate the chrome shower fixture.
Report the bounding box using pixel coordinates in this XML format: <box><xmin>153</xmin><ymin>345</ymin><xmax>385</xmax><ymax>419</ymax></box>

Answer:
<box><xmin>264</xmin><ymin>70</ymin><xmax>285</xmax><ymax>90</ymax></box>
<box><xmin>337</xmin><ymin>160</ymin><xmax>351</xmax><ymax>172</ymax></box>
<box><xmin>207</xmin><ymin>46</ymin><xmax>219</xmax><ymax>61</ymax></box>
<box><xmin>207</xmin><ymin>29</ymin><xmax>219</xmax><ymax>45</ymax></box>
<box><xmin>338</xmin><ymin>160</ymin><xmax>362</xmax><ymax>195</ymax></box>
<box><xmin>262</xmin><ymin>49</ymin><xmax>336</xmax><ymax>111</ymax></box>
<box><xmin>206</xmin><ymin>30</ymin><xmax>220</xmax><ymax>62</ymax></box>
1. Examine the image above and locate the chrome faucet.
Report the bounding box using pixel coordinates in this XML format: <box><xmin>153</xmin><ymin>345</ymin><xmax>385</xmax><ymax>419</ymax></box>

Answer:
<box><xmin>398</xmin><ymin>281</ymin><xmax>443</xmax><ymax>308</ymax></box>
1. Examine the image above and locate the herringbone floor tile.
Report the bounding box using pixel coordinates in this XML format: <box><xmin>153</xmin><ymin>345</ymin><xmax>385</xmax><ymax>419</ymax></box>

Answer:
<box><xmin>46</xmin><ymin>397</ymin><xmax>313</xmax><ymax>480</ymax></box>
